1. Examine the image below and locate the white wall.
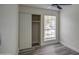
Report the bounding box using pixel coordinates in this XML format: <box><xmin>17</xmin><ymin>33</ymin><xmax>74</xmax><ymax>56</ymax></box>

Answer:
<box><xmin>60</xmin><ymin>5</ymin><xmax>79</xmax><ymax>52</ymax></box>
<box><xmin>19</xmin><ymin>5</ymin><xmax>60</xmax><ymax>46</ymax></box>
<box><xmin>0</xmin><ymin>5</ymin><xmax>18</xmax><ymax>54</ymax></box>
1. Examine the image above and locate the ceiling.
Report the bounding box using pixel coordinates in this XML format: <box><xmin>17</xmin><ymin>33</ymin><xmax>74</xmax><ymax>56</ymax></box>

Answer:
<box><xmin>20</xmin><ymin>4</ymin><xmax>60</xmax><ymax>11</ymax></box>
<box><xmin>20</xmin><ymin>4</ymin><xmax>71</xmax><ymax>11</ymax></box>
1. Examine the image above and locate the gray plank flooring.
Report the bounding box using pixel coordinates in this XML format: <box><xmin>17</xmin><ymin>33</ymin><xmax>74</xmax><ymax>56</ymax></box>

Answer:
<box><xmin>19</xmin><ymin>43</ymin><xmax>79</xmax><ymax>55</ymax></box>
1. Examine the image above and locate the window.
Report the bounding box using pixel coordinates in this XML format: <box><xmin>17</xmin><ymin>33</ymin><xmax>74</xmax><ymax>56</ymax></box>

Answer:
<box><xmin>44</xmin><ymin>15</ymin><xmax>56</xmax><ymax>41</ymax></box>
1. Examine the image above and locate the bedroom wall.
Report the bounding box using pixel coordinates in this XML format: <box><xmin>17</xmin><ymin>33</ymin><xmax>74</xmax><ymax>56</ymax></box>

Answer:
<box><xmin>19</xmin><ymin>5</ymin><xmax>60</xmax><ymax>47</ymax></box>
<box><xmin>60</xmin><ymin>5</ymin><xmax>79</xmax><ymax>52</ymax></box>
<box><xmin>0</xmin><ymin>4</ymin><xmax>18</xmax><ymax>54</ymax></box>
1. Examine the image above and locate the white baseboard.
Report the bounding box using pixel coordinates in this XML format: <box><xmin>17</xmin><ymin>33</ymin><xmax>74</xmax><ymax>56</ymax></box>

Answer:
<box><xmin>0</xmin><ymin>53</ymin><xmax>14</xmax><ymax>55</ymax></box>
<box><xmin>0</xmin><ymin>52</ymin><xmax>18</xmax><ymax>55</ymax></box>
<box><xmin>60</xmin><ymin>41</ymin><xmax>79</xmax><ymax>53</ymax></box>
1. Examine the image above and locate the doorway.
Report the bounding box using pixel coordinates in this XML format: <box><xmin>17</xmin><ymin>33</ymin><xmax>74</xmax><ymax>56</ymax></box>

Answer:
<box><xmin>32</xmin><ymin>14</ymin><xmax>41</xmax><ymax>47</ymax></box>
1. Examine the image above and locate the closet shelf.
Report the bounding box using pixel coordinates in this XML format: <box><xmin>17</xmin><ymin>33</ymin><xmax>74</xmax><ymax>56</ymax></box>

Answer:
<box><xmin>32</xmin><ymin>21</ymin><xmax>40</xmax><ymax>22</ymax></box>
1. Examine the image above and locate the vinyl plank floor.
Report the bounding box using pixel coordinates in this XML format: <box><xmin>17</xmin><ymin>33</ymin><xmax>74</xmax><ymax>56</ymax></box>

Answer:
<box><xmin>19</xmin><ymin>43</ymin><xmax>79</xmax><ymax>55</ymax></box>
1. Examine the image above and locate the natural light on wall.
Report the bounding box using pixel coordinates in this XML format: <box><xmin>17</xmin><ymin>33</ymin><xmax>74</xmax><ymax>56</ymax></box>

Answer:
<box><xmin>44</xmin><ymin>15</ymin><xmax>56</xmax><ymax>41</ymax></box>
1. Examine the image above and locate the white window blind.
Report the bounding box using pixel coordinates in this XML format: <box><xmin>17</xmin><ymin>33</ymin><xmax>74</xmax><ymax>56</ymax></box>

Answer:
<box><xmin>44</xmin><ymin>15</ymin><xmax>56</xmax><ymax>41</ymax></box>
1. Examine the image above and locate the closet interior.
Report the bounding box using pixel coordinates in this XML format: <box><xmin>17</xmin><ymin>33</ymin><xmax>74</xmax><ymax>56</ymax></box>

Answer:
<box><xmin>32</xmin><ymin>14</ymin><xmax>41</xmax><ymax>47</ymax></box>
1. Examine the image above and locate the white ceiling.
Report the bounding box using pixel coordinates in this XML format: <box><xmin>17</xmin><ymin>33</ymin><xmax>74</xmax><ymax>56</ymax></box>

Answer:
<box><xmin>20</xmin><ymin>4</ymin><xmax>60</xmax><ymax>11</ymax></box>
<box><xmin>20</xmin><ymin>4</ymin><xmax>71</xmax><ymax>11</ymax></box>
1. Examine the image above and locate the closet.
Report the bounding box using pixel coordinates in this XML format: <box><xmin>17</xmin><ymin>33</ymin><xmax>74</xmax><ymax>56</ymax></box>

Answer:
<box><xmin>19</xmin><ymin>13</ymin><xmax>41</xmax><ymax>50</ymax></box>
<box><xmin>32</xmin><ymin>14</ymin><xmax>41</xmax><ymax>46</ymax></box>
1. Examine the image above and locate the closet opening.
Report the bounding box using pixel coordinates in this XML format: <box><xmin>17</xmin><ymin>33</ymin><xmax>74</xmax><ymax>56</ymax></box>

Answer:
<box><xmin>32</xmin><ymin>14</ymin><xmax>41</xmax><ymax>47</ymax></box>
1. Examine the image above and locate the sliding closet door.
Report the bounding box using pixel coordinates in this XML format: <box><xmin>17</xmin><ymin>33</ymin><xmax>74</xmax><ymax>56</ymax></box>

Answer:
<box><xmin>19</xmin><ymin>13</ymin><xmax>32</xmax><ymax>50</ymax></box>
